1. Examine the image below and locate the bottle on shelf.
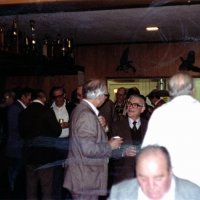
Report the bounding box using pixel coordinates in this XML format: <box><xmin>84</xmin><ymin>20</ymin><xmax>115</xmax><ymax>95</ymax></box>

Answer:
<box><xmin>10</xmin><ymin>18</ymin><xmax>19</xmax><ymax>54</ymax></box>
<box><xmin>0</xmin><ymin>24</ymin><xmax>5</xmax><ymax>51</ymax></box>
<box><xmin>42</xmin><ymin>36</ymin><xmax>49</xmax><ymax>58</ymax></box>
<box><xmin>29</xmin><ymin>20</ymin><xmax>37</xmax><ymax>55</ymax></box>
<box><xmin>54</xmin><ymin>34</ymin><xmax>62</xmax><ymax>58</ymax></box>
<box><xmin>66</xmin><ymin>37</ymin><xmax>75</xmax><ymax>65</ymax></box>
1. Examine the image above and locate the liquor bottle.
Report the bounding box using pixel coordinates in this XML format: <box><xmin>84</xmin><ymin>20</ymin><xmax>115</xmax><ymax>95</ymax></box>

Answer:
<box><xmin>49</xmin><ymin>40</ymin><xmax>55</xmax><ymax>58</ymax></box>
<box><xmin>66</xmin><ymin>37</ymin><xmax>75</xmax><ymax>65</ymax></box>
<box><xmin>29</xmin><ymin>20</ymin><xmax>37</xmax><ymax>55</ymax></box>
<box><xmin>42</xmin><ymin>37</ymin><xmax>48</xmax><ymax>58</ymax></box>
<box><xmin>61</xmin><ymin>37</ymin><xmax>67</xmax><ymax>57</ymax></box>
<box><xmin>54</xmin><ymin>34</ymin><xmax>62</xmax><ymax>58</ymax></box>
<box><xmin>23</xmin><ymin>35</ymin><xmax>30</xmax><ymax>55</ymax></box>
<box><xmin>0</xmin><ymin>24</ymin><xmax>5</xmax><ymax>51</ymax></box>
<box><xmin>11</xmin><ymin>18</ymin><xmax>19</xmax><ymax>54</ymax></box>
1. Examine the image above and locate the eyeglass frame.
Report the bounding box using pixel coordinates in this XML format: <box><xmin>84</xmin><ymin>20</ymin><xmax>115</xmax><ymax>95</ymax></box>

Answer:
<box><xmin>53</xmin><ymin>93</ymin><xmax>65</xmax><ymax>99</ymax></box>
<box><xmin>127</xmin><ymin>101</ymin><xmax>144</xmax><ymax>108</ymax></box>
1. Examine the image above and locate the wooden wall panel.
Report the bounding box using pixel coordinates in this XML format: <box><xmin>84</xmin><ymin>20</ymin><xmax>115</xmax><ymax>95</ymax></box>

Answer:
<box><xmin>3</xmin><ymin>41</ymin><xmax>200</xmax><ymax>98</ymax></box>
<box><xmin>76</xmin><ymin>42</ymin><xmax>200</xmax><ymax>79</ymax></box>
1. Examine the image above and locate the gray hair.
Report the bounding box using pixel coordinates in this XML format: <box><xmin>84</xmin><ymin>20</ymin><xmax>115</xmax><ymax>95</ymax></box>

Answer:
<box><xmin>83</xmin><ymin>79</ymin><xmax>107</xmax><ymax>100</ymax></box>
<box><xmin>128</xmin><ymin>94</ymin><xmax>146</xmax><ymax>107</ymax></box>
<box><xmin>136</xmin><ymin>145</ymin><xmax>172</xmax><ymax>172</ymax></box>
<box><xmin>168</xmin><ymin>72</ymin><xmax>194</xmax><ymax>98</ymax></box>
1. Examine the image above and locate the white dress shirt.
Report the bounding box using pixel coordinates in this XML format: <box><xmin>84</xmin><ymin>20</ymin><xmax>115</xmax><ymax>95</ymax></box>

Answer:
<box><xmin>51</xmin><ymin>101</ymin><xmax>69</xmax><ymax>138</ymax></box>
<box><xmin>128</xmin><ymin>117</ymin><xmax>141</xmax><ymax>129</ymax></box>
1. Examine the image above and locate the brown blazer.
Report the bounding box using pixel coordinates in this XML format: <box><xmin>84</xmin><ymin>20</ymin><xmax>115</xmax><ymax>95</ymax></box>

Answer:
<box><xmin>63</xmin><ymin>100</ymin><xmax>112</xmax><ymax>196</ymax></box>
<box><xmin>109</xmin><ymin>117</ymin><xmax>148</xmax><ymax>185</ymax></box>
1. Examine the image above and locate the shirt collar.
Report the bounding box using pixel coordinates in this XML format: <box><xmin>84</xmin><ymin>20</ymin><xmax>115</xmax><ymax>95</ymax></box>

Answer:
<box><xmin>32</xmin><ymin>99</ymin><xmax>44</xmax><ymax>105</ymax></box>
<box><xmin>51</xmin><ymin>100</ymin><xmax>66</xmax><ymax>109</ymax></box>
<box><xmin>17</xmin><ymin>99</ymin><xmax>27</xmax><ymax>109</ymax></box>
<box><xmin>128</xmin><ymin>117</ymin><xmax>141</xmax><ymax>128</ymax></box>
<box><xmin>83</xmin><ymin>99</ymin><xmax>99</xmax><ymax>116</ymax></box>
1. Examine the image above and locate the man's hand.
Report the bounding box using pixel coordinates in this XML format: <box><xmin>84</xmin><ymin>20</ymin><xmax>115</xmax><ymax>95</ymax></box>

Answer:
<box><xmin>109</xmin><ymin>137</ymin><xmax>123</xmax><ymax>150</ymax></box>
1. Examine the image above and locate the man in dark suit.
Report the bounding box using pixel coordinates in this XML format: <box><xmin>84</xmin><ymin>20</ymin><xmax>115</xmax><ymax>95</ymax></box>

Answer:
<box><xmin>19</xmin><ymin>89</ymin><xmax>62</xmax><ymax>199</ymax></box>
<box><xmin>109</xmin><ymin>94</ymin><xmax>148</xmax><ymax>185</ymax></box>
<box><xmin>63</xmin><ymin>79</ymin><xmax>123</xmax><ymax>200</ymax></box>
<box><xmin>147</xmin><ymin>89</ymin><xmax>166</xmax><ymax>110</ymax></box>
<box><xmin>5</xmin><ymin>87</ymin><xmax>32</xmax><ymax>199</ymax></box>
<box><xmin>109</xmin><ymin>145</ymin><xmax>200</xmax><ymax>200</ymax></box>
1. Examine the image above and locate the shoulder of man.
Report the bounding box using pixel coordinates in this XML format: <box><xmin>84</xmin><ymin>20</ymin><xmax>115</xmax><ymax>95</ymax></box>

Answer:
<box><xmin>109</xmin><ymin>179</ymin><xmax>138</xmax><ymax>199</ymax></box>
<box><xmin>175</xmin><ymin>176</ymin><xmax>200</xmax><ymax>199</ymax></box>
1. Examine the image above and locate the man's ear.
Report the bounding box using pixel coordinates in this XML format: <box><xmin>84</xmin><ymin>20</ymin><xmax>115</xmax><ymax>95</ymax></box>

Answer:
<box><xmin>141</xmin><ymin>106</ymin><xmax>146</xmax><ymax>113</ymax></box>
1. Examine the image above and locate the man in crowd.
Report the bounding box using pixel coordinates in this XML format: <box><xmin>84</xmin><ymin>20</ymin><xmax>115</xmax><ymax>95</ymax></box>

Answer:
<box><xmin>147</xmin><ymin>89</ymin><xmax>166</xmax><ymax>110</ymax></box>
<box><xmin>109</xmin><ymin>145</ymin><xmax>200</xmax><ymax>200</ymax></box>
<box><xmin>5</xmin><ymin>87</ymin><xmax>32</xmax><ymax>199</ymax></box>
<box><xmin>109</xmin><ymin>94</ymin><xmax>148</xmax><ymax>185</ymax></box>
<box><xmin>63</xmin><ymin>79</ymin><xmax>123</xmax><ymax>200</ymax></box>
<box><xmin>114</xmin><ymin>87</ymin><xmax>127</xmax><ymax>120</ymax></box>
<box><xmin>19</xmin><ymin>89</ymin><xmax>61</xmax><ymax>199</ymax></box>
<box><xmin>50</xmin><ymin>86</ymin><xmax>71</xmax><ymax>199</ymax></box>
<box><xmin>142</xmin><ymin>72</ymin><xmax>200</xmax><ymax>186</ymax></box>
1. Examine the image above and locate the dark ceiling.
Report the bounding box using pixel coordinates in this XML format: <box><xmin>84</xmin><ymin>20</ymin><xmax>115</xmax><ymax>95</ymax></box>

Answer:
<box><xmin>0</xmin><ymin>0</ymin><xmax>200</xmax><ymax>46</ymax></box>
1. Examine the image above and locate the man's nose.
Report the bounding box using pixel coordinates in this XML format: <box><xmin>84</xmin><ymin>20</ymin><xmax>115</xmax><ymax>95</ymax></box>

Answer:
<box><xmin>148</xmin><ymin>179</ymin><xmax>157</xmax><ymax>190</ymax></box>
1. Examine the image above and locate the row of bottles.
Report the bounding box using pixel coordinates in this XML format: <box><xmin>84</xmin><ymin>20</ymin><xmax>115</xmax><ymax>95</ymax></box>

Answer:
<box><xmin>42</xmin><ymin>35</ymin><xmax>74</xmax><ymax>59</ymax></box>
<box><xmin>0</xmin><ymin>18</ymin><xmax>74</xmax><ymax>62</ymax></box>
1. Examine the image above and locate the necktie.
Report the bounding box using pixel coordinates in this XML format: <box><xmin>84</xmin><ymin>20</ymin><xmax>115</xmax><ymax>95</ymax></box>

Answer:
<box><xmin>132</xmin><ymin>121</ymin><xmax>137</xmax><ymax>133</ymax></box>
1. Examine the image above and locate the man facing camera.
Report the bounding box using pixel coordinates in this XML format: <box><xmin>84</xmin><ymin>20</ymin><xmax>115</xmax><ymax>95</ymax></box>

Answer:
<box><xmin>109</xmin><ymin>145</ymin><xmax>200</xmax><ymax>200</ymax></box>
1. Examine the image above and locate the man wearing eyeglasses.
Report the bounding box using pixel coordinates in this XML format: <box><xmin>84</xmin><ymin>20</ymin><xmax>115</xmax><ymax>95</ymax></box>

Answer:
<box><xmin>109</xmin><ymin>94</ymin><xmax>148</xmax><ymax>186</ymax></box>
<box><xmin>50</xmin><ymin>86</ymin><xmax>71</xmax><ymax>199</ymax></box>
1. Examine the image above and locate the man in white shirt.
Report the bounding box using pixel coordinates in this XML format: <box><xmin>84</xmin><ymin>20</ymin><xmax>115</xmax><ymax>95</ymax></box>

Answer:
<box><xmin>51</xmin><ymin>86</ymin><xmax>70</xmax><ymax>138</ymax></box>
<box><xmin>109</xmin><ymin>145</ymin><xmax>200</xmax><ymax>200</ymax></box>
<box><xmin>50</xmin><ymin>86</ymin><xmax>70</xmax><ymax>199</ymax></box>
<box><xmin>142</xmin><ymin>72</ymin><xmax>200</xmax><ymax>187</ymax></box>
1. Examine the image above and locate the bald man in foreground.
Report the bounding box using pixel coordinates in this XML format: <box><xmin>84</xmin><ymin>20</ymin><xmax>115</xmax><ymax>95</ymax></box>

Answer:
<box><xmin>108</xmin><ymin>145</ymin><xmax>200</xmax><ymax>200</ymax></box>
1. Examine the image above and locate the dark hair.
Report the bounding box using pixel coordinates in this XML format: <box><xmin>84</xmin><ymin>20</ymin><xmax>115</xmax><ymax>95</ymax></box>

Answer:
<box><xmin>32</xmin><ymin>89</ymin><xmax>46</xmax><ymax>100</ymax></box>
<box><xmin>15</xmin><ymin>87</ymin><xmax>33</xmax><ymax>100</ymax></box>
<box><xmin>126</xmin><ymin>87</ymin><xmax>140</xmax><ymax>99</ymax></box>
<box><xmin>49</xmin><ymin>86</ymin><xmax>66</xmax><ymax>97</ymax></box>
<box><xmin>147</xmin><ymin>89</ymin><xmax>160</xmax><ymax>100</ymax></box>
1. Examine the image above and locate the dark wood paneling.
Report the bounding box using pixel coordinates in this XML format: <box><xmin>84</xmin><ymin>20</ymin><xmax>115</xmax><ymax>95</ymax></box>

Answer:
<box><xmin>75</xmin><ymin>42</ymin><xmax>200</xmax><ymax>79</ymax></box>
<box><xmin>3</xmin><ymin>41</ymin><xmax>200</xmax><ymax>99</ymax></box>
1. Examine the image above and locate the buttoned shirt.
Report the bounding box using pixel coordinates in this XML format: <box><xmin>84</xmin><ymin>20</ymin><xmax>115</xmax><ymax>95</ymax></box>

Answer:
<box><xmin>51</xmin><ymin>101</ymin><xmax>69</xmax><ymax>138</ymax></box>
<box><xmin>128</xmin><ymin>117</ymin><xmax>141</xmax><ymax>129</ymax></box>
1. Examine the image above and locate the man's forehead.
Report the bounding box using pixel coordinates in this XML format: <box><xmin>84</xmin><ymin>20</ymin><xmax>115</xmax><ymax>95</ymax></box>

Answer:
<box><xmin>54</xmin><ymin>90</ymin><xmax>63</xmax><ymax>95</ymax></box>
<box><xmin>129</xmin><ymin>96</ymin><xmax>142</xmax><ymax>102</ymax></box>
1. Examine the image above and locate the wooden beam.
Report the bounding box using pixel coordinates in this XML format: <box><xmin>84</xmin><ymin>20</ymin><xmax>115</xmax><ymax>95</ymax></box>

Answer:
<box><xmin>0</xmin><ymin>0</ymin><xmax>199</xmax><ymax>16</ymax></box>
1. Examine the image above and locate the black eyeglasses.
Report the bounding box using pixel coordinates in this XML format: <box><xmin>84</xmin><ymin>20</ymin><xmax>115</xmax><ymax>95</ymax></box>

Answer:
<box><xmin>127</xmin><ymin>101</ymin><xmax>143</xmax><ymax>108</ymax></box>
<box><xmin>53</xmin><ymin>94</ymin><xmax>64</xmax><ymax>99</ymax></box>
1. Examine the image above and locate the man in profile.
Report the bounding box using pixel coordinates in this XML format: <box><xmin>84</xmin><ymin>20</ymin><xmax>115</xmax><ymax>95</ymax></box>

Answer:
<box><xmin>109</xmin><ymin>145</ymin><xmax>200</xmax><ymax>200</ymax></box>
<box><xmin>63</xmin><ymin>79</ymin><xmax>123</xmax><ymax>200</ymax></box>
